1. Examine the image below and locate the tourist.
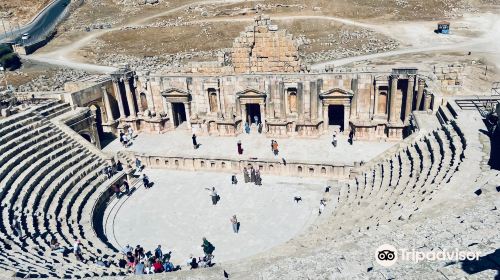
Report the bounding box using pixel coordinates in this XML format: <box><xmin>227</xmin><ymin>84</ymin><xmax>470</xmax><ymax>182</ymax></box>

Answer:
<box><xmin>348</xmin><ymin>130</ymin><xmax>354</xmax><ymax>145</ymax></box>
<box><xmin>162</xmin><ymin>250</ymin><xmax>172</xmax><ymax>262</ymax></box>
<box><xmin>271</xmin><ymin>140</ymin><xmax>274</xmax><ymax>151</ymax></box>
<box><xmin>272</xmin><ymin>140</ymin><xmax>279</xmax><ymax>156</ymax></box>
<box><xmin>319</xmin><ymin>199</ymin><xmax>326</xmax><ymax>215</ymax></box>
<box><xmin>237</xmin><ymin>140</ymin><xmax>243</xmax><ymax>155</ymax></box>
<box><xmin>192</xmin><ymin>134</ymin><xmax>198</xmax><ymax>149</ymax></box>
<box><xmin>253</xmin><ymin>115</ymin><xmax>259</xmax><ymax>124</ymax></box>
<box><xmin>244</xmin><ymin>122</ymin><xmax>250</xmax><ymax>134</ymax></box>
<box><xmin>119</xmin><ymin>130</ymin><xmax>126</xmax><ymax>147</ymax></box>
<box><xmin>126</xmin><ymin>251</ymin><xmax>135</xmax><ymax>269</ymax></box>
<box><xmin>122</xmin><ymin>244</ymin><xmax>133</xmax><ymax>255</ymax></box>
<box><xmin>116</xmin><ymin>160</ymin><xmax>123</xmax><ymax>171</ymax></box>
<box><xmin>258</xmin><ymin>122</ymin><xmax>263</xmax><ymax>133</ymax></box>
<box><xmin>231</xmin><ymin>174</ymin><xmax>238</xmax><ymax>185</ymax></box>
<box><xmin>210</xmin><ymin>187</ymin><xmax>218</xmax><ymax>205</ymax></box>
<box><xmin>50</xmin><ymin>237</ymin><xmax>65</xmax><ymax>253</ymax></box>
<box><xmin>154</xmin><ymin>245</ymin><xmax>163</xmax><ymax>259</ymax></box>
<box><xmin>188</xmin><ymin>256</ymin><xmax>198</xmax><ymax>269</ymax></box>
<box><xmin>142</xmin><ymin>174</ymin><xmax>150</xmax><ymax>189</ymax></box>
<box><xmin>95</xmin><ymin>257</ymin><xmax>109</xmax><ymax>267</ymax></box>
<box><xmin>250</xmin><ymin>166</ymin><xmax>256</xmax><ymax>182</ymax></box>
<box><xmin>332</xmin><ymin>133</ymin><xmax>337</xmax><ymax>147</ymax></box>
<box><xmin>127</xmin><ymin>126</ymin><xmax>134</xmax><ymax>141</ymax></box>
<box><xmin>201</xmin><ymin>237</ymin><xmax>215</xmax><ymax>257</ymax></box>
<box><xmin>118</xmin><ymin>257</ymin><xmax>127</xmax><ymax>269</ymax></box>
<box><xmin>134</xmin><ymin>261</ymin><xmax>145</xmax><ymax>275</ymax></box>
<box><xmin>121</xmin><ymin>134</ymin><xmax>129</xmax><ymax>148</ymax></box>
<box><xmin>135</xmin><ymin>158</ymin><xmax>142</xmax><ymax>171</ymax></box>
<box><xmin>255</xmin><ymin>169</ymin><xmax>262</xmax><ymax>186</ymax></box>
<box><xmin>122</xmin><ymin>180</ymin><xmax>130</xmax><ymax>195</ymax></box>
<box><xmin>73</xmin><ymin>240</ymin><xmax>84</xmax><ymax>262</ymax></box>
<box><xmin>152</xmin><ymin>258</ymin><xmax>163</xmax><ymax>273</ymax></box>
<box><xmin>12</xmin><ymin>215</ymin><xmax>22</xmax><ymax>238</ymax></box>
<box><xmin>112</xmin><ymin>184</ymin><xmax>121</xmax><ymax>198</ymax></box>
<box><xmin>282</xmin><ymin>157</ymin><xmax>287</xmax><ymax>166</ymax></box>
<box><xmin>230</xmin><ymin>215</ymin><xmax>239</xmax><ymax>233</ymax></box>
<box><xmin>163</xmin><ymin>260</ymin><xmax>174</xmax><ymax>272</ymax></box>
<box><xmin>243</xmin><ymin>167</ymin><xmax>250</xmax><ymax>183</ymax></box>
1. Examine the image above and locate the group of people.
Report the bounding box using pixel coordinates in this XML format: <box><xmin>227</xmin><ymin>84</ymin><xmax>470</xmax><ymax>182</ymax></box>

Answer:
<box><xmin>110</xmin><ymin>157</ymin><xmax>152</xmax><ymax>198</ymax></box>
<box><xmin>244</xmin><ymin>116</ymin><xmax>263</xmax><ymax>134</ymax></box>
<box><xmin>119</xmin><ymin>126</ymin><xmax>135</xmax><ymax>148</ymax></box>
<box><xmin>242</xmin><ymin>166</ymin><xmax>262</xmax><ymax>185</ymax></box>
<box><xmin>120</xmin><ymin>244</ymin><xmax>178</xmax><ymax>274</ymax></box>
<box><xmin>332</xmin><ymin>130</ymin><xmax>356</xmax><ymax>147</ymax></box>
<box><xmin>118</xmin><ymin>237</ymin><xmax>216</xmax><ymax>274</ymax></box>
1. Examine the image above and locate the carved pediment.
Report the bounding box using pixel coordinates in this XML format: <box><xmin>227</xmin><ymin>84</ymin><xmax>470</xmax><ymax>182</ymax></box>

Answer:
<box><xmin>236</xmin><ymin>88</ymin><xmax>267</xmax><ymax>98</ymax></box>
<box><xmin>161</xmin><ymin>88</ymin><xmax>191</xmax><ymax>102</ymax></box>
<box><xmin>319</xmin><ymin>88</ymin><xmax>354</xmax><ymax>99</ymax></box>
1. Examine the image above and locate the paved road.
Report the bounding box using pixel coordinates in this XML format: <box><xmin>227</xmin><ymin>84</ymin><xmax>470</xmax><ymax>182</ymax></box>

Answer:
<box><xmin>0</xmin><ymin>0</ymin><xmax>70</xmax><ymax>44</ymax></box>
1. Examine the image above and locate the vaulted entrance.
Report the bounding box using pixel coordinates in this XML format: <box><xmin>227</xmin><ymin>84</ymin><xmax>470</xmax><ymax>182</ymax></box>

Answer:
<box><xmin>246</xmin><ymin>104</ymin><xmax>261</xmax><ymax>124</ymax></box>
<box><xmin>328</xmin><ymin>105</ymin><xmax>345</xmax><ymax>130</ymax></box>
<box><xmin>172</xmin><ymin>102</ymin><xmax>187</xmax><ymax>127</ymax></box>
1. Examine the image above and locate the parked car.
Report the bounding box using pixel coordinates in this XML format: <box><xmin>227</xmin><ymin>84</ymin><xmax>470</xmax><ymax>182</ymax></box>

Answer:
<box><xmin>21</xmin><ymin>33</ymin><xmax>30</xmax><ymax>40</ymax></box>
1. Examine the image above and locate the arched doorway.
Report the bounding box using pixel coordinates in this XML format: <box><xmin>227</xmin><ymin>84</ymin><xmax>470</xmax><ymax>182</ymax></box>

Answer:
<box><xmin>80</xmin><ymin>132</ymin><xmax>93</xmax><ymax>143</ymax></box>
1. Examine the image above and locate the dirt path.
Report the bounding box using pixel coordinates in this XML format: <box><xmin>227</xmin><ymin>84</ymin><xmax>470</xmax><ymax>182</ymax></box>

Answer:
<box><xmin>25</xmin><ymin>2</ymin><xmax>500</xmax><ymax>74</ymax></box>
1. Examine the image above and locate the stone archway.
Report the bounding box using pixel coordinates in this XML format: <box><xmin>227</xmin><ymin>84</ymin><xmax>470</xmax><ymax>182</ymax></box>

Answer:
<box><xmin>319</xmin><ymin>88</ymin><xmax>353</xmax><ymax>133</ymax></box>
<box><xmin>236</xmin><ymin>88</ymin><xmax>267</xmax><ymax>130</ymax></box>
<box><xmin>79</xmin><ymin>131</ymin><xmax>95</xmax><ymax>144</ymax></box>
<box><xmin>161</xmin><ymin>88</ymin><xmax>192</xmax><ymax>129</ymax></box>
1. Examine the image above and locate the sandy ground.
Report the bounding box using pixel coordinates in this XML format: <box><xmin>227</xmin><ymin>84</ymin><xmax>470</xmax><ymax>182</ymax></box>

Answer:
<box><xmin>102</xmin><ymin>128</ymin><xmax>396</xmax><ymax>165</ymax></box>
<box><xmin>108</xmin><ymin>169</ymin><xmax>328</xmax><ymax>265</ymax></box>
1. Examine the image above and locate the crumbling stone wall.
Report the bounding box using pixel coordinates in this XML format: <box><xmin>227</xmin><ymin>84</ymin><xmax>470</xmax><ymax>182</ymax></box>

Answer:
<box><xmin>231</xmin><ymin>15</ymin><xmax>301</xmax><ymax>73</ymax></box>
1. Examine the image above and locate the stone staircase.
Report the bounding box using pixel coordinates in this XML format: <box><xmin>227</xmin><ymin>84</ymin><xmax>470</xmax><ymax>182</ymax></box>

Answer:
<box><xmin>0</xmin><ymin>100</ymin><xmax>125</xmax><ymax>278</ymax></box>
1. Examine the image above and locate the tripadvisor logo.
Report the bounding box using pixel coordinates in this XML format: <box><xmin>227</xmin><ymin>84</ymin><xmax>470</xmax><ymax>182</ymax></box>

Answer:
<box><xmin>375</xmin><ymin>244</ymin><xmax>481</xmax><ymax>267</ymax></box>
<box><xmin>375</xmin><ymin>244</ymin><xmax>398</xmax><ymax>267</ymax></box>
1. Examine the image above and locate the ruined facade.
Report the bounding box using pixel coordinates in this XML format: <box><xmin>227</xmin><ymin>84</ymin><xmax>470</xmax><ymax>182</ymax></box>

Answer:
<box><xmin>67</xmin><ymin>16</ymin><xmax>434</xmax><ymax>141</ymax></box>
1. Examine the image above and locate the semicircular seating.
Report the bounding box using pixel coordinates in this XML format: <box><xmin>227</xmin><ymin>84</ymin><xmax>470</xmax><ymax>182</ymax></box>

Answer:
<box><xmin>330</xmin><ymin>120</ymin><xmax>466</xmax><ymax>234</ymax></box>
<box><xmin>0</xmin><ymin>99</ymin><xmax>470</xmax><ymax>278</ymax></box>
<box><xmin>0</xmin><ymin>101</ymin><xmax>124</xmax><ymax>278</ymax></box>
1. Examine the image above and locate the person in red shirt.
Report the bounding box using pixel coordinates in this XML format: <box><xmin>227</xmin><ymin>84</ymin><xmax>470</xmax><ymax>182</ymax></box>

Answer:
<box><xmin>152</xmin><ymin>258</ymin><xmax>163</xmax><ymax>273</ymax></box>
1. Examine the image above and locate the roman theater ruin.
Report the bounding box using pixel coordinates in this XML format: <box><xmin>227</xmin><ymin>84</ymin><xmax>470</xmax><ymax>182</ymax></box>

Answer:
<box><xmin>0</xmin><ymin>8</ymin><xmax>499</xmax><ymax>280</ymax></box>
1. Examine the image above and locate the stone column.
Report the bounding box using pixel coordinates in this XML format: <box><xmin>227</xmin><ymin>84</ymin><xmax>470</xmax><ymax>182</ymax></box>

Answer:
<box><xmin>344</xmin><ymin>104</ymin><xmax>350</xmax><ymax>132</ymax></box>
<box><xmin>416</xmin><ymin>78</ymin><xmax>425</xmax><ymax>111</ymax></box>
<box><xmin>350</xmin><ymin>93</ymin><xmax>357</xmax><ymax>119</ymax></box>
<box><xmin>102</xmin><ymin>87</ymin><xmax>114</xmax><ymax>123</ymax></box>
<box><xmin>350</xmin><ymin>78</ymin><xmax>358</xmax><ymax>119</ymax></box>
<box><xmin>424</xmin><ymin>92</ymin><xmax>432</xmax><ymax>110</ymax></box>
<box><xmin>184</xmin><ymin>102</ymin><xmax>192</xmax><ymax>128</ymax></box>
<box><xmin>259</xmin><ymin>102</ymin><xmax>266</xmax><ymax>129</ymax></box>
<box><xmin>404</xmin><ymin>75</ymin><xmax>415</xmax><ymax>122</ymax></box>
<box><xmin>241</xmin><ymin>102</ymin><xmax>247</xmax><ymax>124</ymax></box>
<box><xmin>112</xmin><ymin>79</ymin><xmax>126</xmax><ymax>119</ymax></box>
<box><xmin>323</xmin><ymin>104</ymin><xmax>329</xmax><ymax>131</ymax></box>
<box><xmin>297</xmin><ymin>82</ymin><xmax>303</xmax><ymax>117</ymax></box>
<box><xmin>124</xmin><ymin>77</ymin><xmax>136</xmax><ymax>117</ymax></box>
<box><xmin>389</xmin><ymin>75</ymin><xmax>398</xmax><ymax>123</ymax></box>
<box><xmin>310</xmin><ymin>81</ymin><xmax>317</xmax><ymax>121</ymax></box>
<box><xmin>146</xmin><ymin>79</ymin><xmax>155</xmax><ymax>111</ymax></box>
<box><xmin>279</xmin><ymin>82</ymin><xmax>286</xmax><ymax>118</ymax></box>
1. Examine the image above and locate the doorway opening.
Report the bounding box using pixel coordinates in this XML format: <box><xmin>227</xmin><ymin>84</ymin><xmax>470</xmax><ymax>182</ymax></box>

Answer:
<box><xmin>328</xmin><ymin>105</ymin><xmax>344</xmax><ymax>130</ymax></box>
<box><xmin>171</xmin><ymin>103</ymin><xmax>187</xmax><ymax>127</ymax></box>
<box><xmin>246</xmin><ymin>104</ymin><xmax>261</xmax><ymax>124</ymax></box>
